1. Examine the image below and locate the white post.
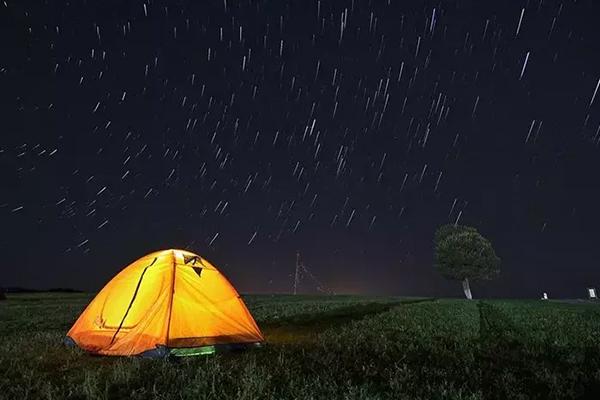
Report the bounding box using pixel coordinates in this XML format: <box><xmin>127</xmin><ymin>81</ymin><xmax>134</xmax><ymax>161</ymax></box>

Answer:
<box><xmin>462</xmin><ymin>278</ymin><xmax>473</xmax><ymax>300</ymax></box>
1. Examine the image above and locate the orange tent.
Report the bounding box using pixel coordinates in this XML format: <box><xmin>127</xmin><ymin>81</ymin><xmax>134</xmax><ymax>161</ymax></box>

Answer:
<box><xmin>66</xmin><ymin>249</ymin><xmax>263</xmax><ymax>357</ymax></box>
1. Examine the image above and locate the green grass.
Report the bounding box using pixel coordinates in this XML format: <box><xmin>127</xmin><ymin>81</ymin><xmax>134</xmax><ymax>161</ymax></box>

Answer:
<box><xmin>1</xmin><ymin>294</ymin><xmax>600</xmax><ymax>399</ymax></box>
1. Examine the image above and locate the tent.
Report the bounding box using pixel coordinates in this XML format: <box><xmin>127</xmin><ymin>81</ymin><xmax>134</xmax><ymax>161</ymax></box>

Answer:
<box><xmin>66</xmin><ymin>249</ymin><xmax>263</xmax><ymax>357</ymax></box>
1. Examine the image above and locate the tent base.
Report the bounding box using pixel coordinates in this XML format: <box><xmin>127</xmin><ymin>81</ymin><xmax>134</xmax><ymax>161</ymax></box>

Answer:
<box><xmin>65</xmin><ymin>336</ymin><xmax>262</xmax><ymax>358</ymax></box>
<box><xmin>142</xmin><ymin>342</ymin><xmax>263</xmax><ymax>358</ymax></box>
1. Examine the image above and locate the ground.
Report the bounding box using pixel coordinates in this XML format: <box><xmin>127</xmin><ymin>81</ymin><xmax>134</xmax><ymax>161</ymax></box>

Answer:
<box><xmin>1</xmin><ymin>293</ymin><xmax>600</xmax><ymax>399</ymax></box>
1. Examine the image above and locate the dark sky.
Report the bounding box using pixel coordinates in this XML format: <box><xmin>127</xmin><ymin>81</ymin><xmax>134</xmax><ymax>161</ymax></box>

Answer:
<box><xmin>1</xmin><ymin>0</ymin><xmax>599</xmax><ymax>298</ymax></box>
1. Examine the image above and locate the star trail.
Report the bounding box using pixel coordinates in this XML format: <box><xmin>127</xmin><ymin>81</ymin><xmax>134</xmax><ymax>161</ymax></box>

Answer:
<box><xmin>1</xmin><ymin>0</ymin><xmax>600</xmax><ymax>297</ymax></box>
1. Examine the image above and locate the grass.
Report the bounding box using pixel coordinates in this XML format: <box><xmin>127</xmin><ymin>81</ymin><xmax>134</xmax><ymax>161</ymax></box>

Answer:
<box><xmin>1</xmin><ymin>294</ymin><xmax>600</xmax><ymax>399</ymax></box>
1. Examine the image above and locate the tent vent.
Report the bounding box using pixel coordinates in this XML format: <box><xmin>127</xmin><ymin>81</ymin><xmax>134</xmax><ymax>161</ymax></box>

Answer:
<box><xmin>184</xmin><ymin>255</ymin><xmax>199</xmax><ymax>265</ymax></box>
<box><xmin>192</xmin><ymin>267</ymin><xmax>202</xmax><ymax>278</ymax></box>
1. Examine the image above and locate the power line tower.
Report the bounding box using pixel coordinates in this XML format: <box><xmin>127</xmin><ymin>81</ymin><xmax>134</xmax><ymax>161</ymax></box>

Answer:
<box><xmin>293</xmin><ymin>251</ymin><xmax>301</xmax><ymax>295</ymax></box>
<box><xmin>293</xmin><ymin>251</ymin><xmax>332</xmax><ymax>295</ymax></box>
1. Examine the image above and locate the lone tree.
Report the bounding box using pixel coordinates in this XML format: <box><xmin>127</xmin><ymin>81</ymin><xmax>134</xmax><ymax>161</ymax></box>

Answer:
<box><xmin>434</xmin><ymin>224</ymin><xmax>500</xmax><ymax>299</ymax></box>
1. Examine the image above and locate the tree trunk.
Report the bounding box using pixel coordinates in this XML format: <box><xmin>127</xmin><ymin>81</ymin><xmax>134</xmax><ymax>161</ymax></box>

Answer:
<box><xmin>462</xmin><ymin>278</ymin><xmax>473</xmax><ymax>300</ymax></box>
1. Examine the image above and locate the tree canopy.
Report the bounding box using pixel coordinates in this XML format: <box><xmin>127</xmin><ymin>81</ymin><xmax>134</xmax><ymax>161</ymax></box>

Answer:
<box><xmin>434</xmin><ymin>224</ymin><xmax>500</xmax><ymax>282</ymax></box>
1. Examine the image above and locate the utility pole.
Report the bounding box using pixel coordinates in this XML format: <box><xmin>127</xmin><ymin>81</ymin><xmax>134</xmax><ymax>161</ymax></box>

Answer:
<box><xmin>293</xmin><ymin>251</ymin><xmax>301</xmax><ymax>295</ymax></box>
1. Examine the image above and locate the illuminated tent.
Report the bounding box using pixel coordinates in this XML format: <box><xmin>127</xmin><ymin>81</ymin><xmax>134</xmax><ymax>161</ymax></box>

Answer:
<box><xmin>66</xmin><ymin>249</ymin><xmax>263</xmax><ymax>357</ymax></box>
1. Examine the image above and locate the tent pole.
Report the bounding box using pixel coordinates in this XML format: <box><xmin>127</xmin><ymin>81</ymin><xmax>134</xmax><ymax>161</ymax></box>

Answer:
<box><xmin>109</xmin><ymin>257</ymin><xmax>157</xmax><ymax>345</ymax></box>
<box><xmin>165</xmin><ymin>251</ymin><xmax>177</xmax><ymax>346</ymax></box>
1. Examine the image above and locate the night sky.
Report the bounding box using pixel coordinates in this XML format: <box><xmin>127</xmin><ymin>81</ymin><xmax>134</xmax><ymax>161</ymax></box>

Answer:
<box><xmin>2</xmin><ymin>0</ymin><xmax>600</xmax><ymax>298</ymax></box>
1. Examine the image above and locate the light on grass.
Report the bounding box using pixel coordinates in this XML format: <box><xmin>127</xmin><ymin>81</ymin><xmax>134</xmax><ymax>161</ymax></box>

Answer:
<box><xmin>170</xmin><ymin>346</ymin><xmax>216</xmax><ymax>357</ymax></box>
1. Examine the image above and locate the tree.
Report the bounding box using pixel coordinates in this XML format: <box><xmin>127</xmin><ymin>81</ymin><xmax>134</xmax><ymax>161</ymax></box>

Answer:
<box><xmin>0</xmin><ymin>287</ymin><xmax>5</xmax><ymax>301</ymax></box>
<box><xmin>434</xmin><ymin>224</ymin><xmax>500</xmax><ymax>299</ymax></box>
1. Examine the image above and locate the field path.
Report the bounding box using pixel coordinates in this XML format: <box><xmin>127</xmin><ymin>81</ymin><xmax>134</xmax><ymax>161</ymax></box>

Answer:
<box><xmin>262</xmin><ymin>298</ymin><xmax>436</xmax><ymax>344</ymax></box>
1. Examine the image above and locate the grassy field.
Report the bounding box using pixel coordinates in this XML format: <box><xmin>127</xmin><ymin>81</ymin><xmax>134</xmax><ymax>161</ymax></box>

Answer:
<box><xmin>1</xmin><ymin>294</ymin><xmax>600</xmax><ymax>399</ymax></box>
